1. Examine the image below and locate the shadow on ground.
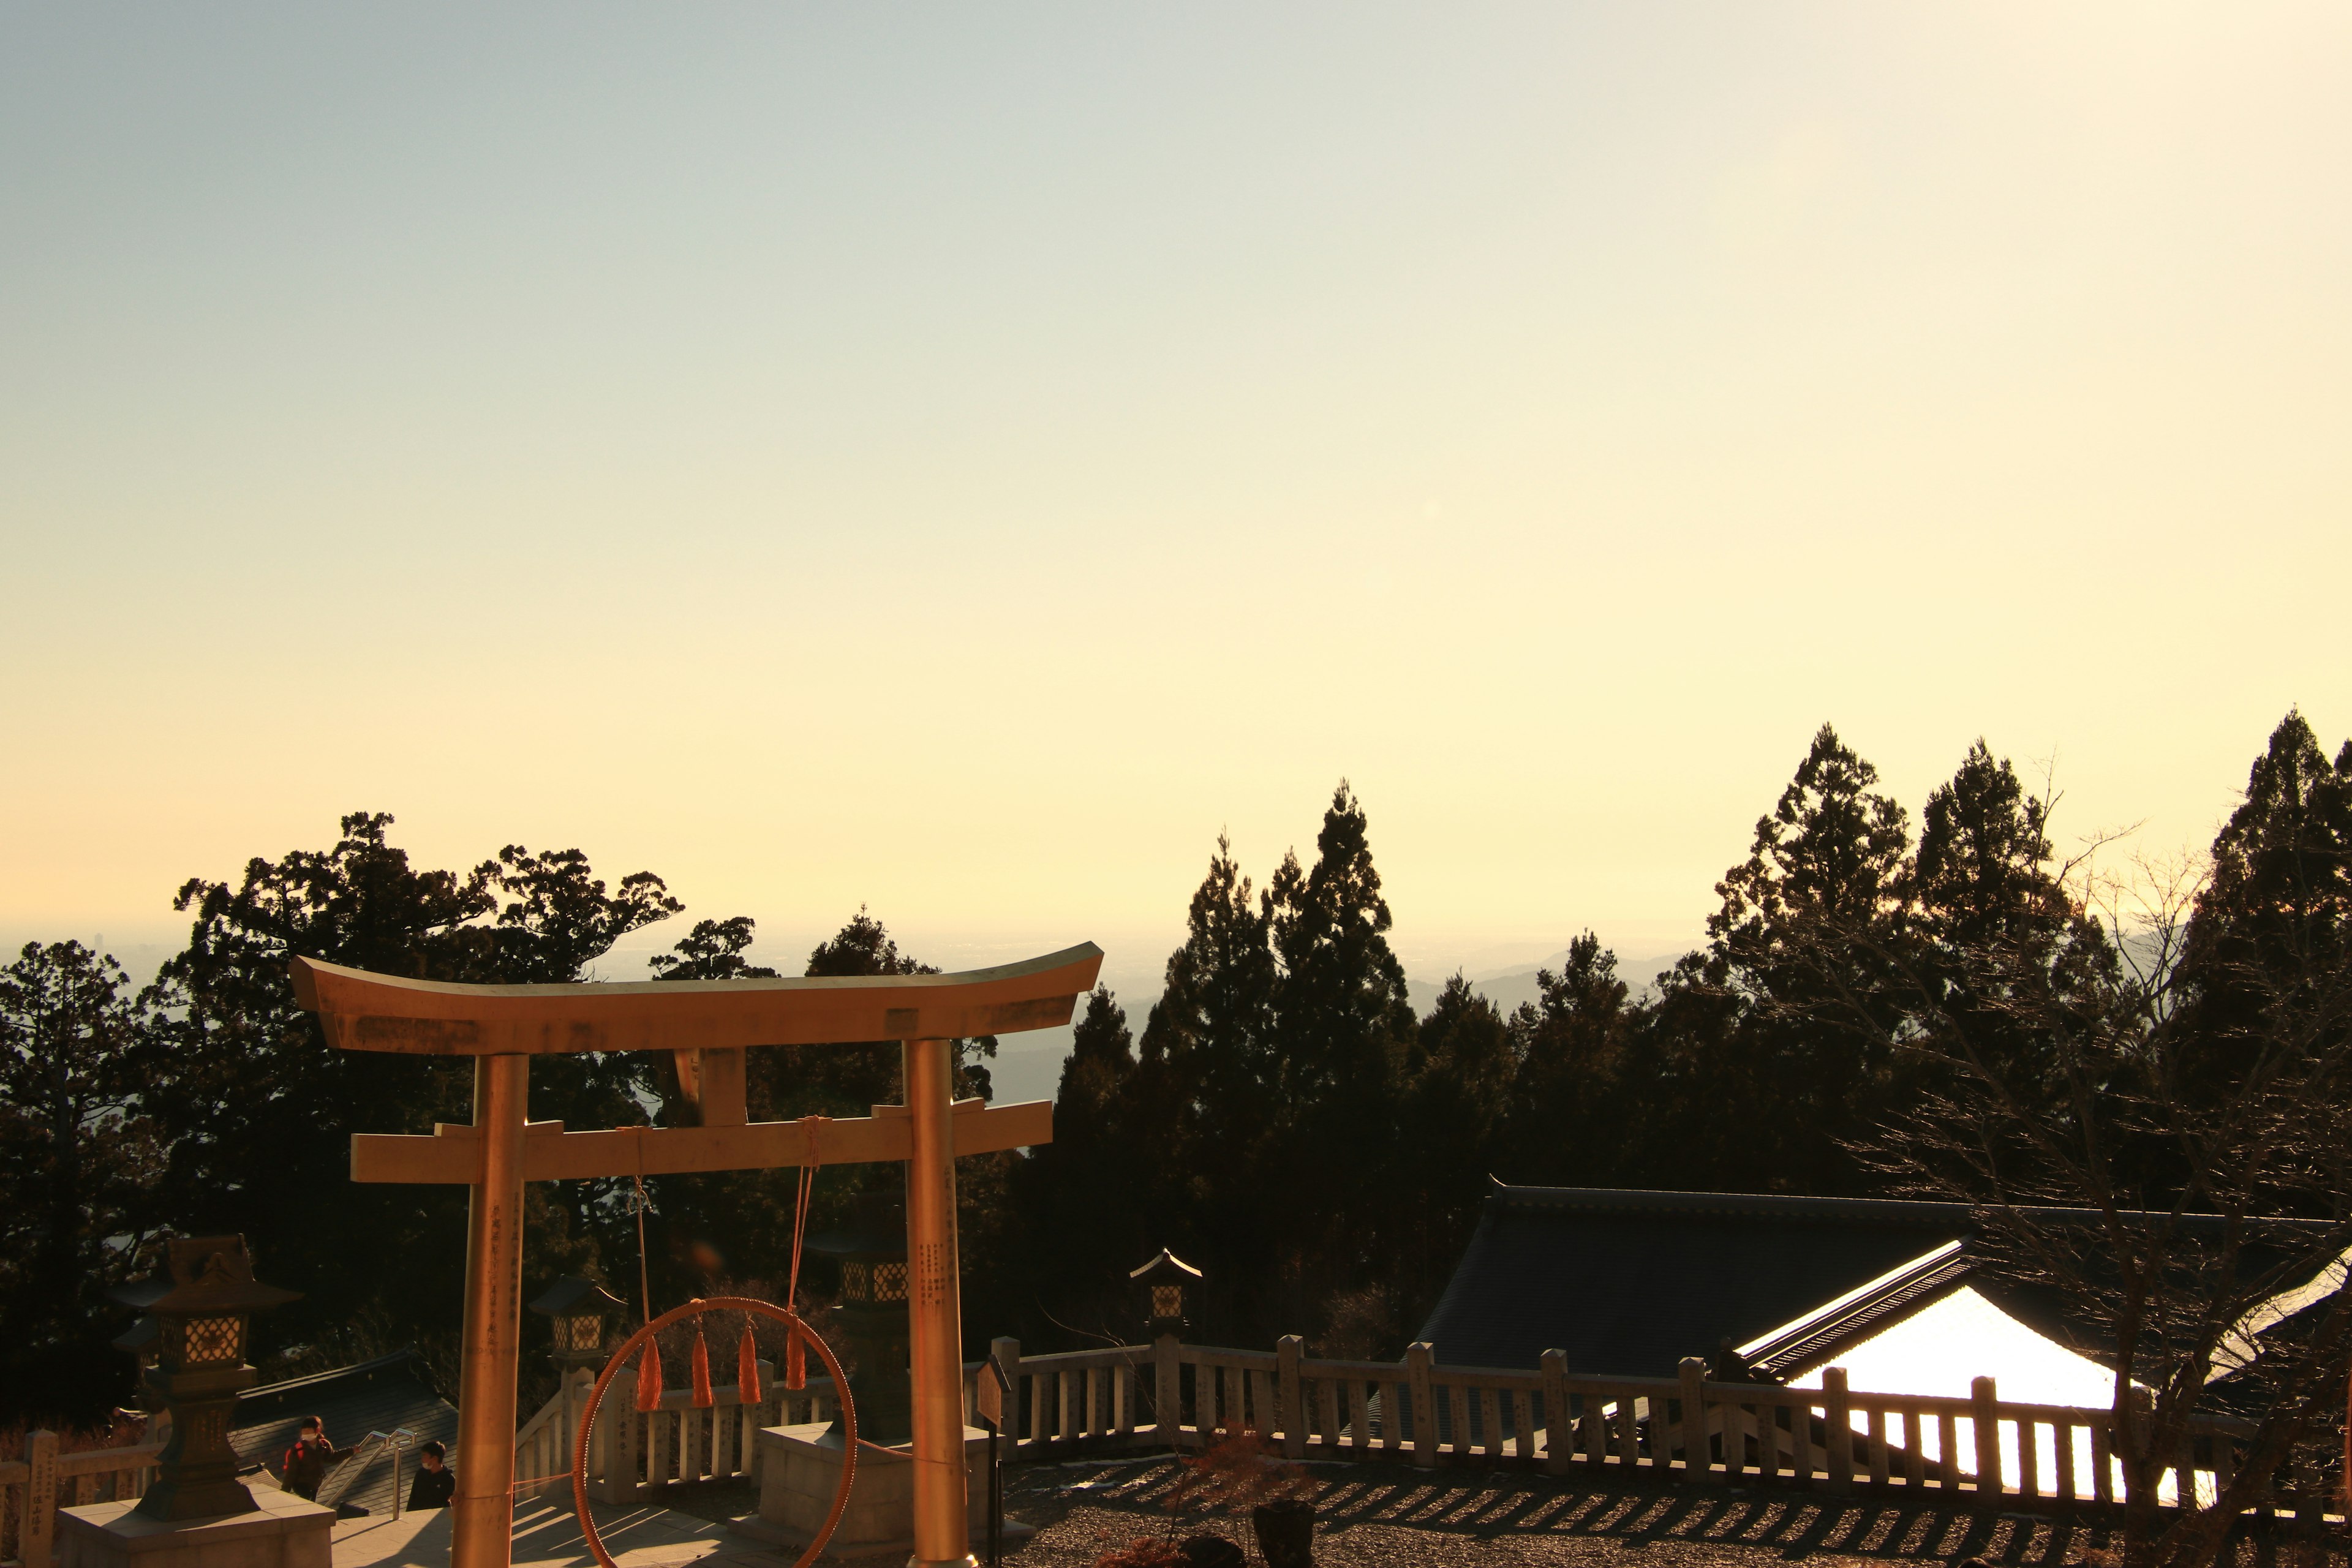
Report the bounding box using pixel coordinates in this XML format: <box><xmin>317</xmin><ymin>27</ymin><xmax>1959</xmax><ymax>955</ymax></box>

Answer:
<box><xmin>994</xmin><ymin>1457</ymin><xmax>2337</xmax><ymax>1568</ymax></box>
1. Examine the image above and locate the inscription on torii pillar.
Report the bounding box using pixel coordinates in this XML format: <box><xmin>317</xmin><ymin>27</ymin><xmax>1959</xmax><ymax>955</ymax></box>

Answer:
<box><xmin>293</xmin><ymin>942</ymin><xmax>1101</xmax><ymax>1568</ymax></box>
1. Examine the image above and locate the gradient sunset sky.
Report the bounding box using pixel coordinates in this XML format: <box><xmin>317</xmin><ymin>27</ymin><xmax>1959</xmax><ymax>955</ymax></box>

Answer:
<box><xmin>4</xmin><ymin>4</ymin><xmax>2346</xmax><ymax>995</ymax></box>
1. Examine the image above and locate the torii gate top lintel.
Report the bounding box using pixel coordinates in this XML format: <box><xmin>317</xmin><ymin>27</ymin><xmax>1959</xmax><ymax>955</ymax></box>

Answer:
<box><xmin>290</xmin><ymin>940</ymin><xmax>1103</xmax><ymax>1055</ymax></box>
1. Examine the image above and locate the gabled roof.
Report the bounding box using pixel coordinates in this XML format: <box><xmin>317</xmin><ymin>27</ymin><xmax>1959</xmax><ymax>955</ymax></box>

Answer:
<box><xmin>228</xmin><ymin>1351</ymin><xmax>458</xmax><ymax>1518</ymax></box>
<box><xmin>2209</xmin><ymin>1243</ymin><xmax>2352</xmax><ymax>1383</ymax></box>
<box><xmin>1417</xmin><ymin>1178</ymin><xmax>2352</xmax><ymax>1417</ymax></box>
<box><xmin>1416</xmin><ymin>1184</ymin><xmax>1973</xmax><ymax>1376</ymax></box>
<box><xmin>1736</xmin><ymin>1240</ymin><xmax>1974</xmax><ymax>1381</ymax></box>
<box><xmin>1416</xmin><ymin>1182</ymin><xmax>2340</xmax><ymax>1382</ymax></box>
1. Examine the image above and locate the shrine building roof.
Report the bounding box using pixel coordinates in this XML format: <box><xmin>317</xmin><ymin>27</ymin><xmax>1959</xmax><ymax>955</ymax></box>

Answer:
<box><xmin>1415</xmin><ymin>1182</ymin><xmax>2331</xmax><ymax>1381</ymax></box>
<box><xmin>1416</xmin><ymin>1183</ymin><xmax>1973</xmax><ymax>1378</ymax></box>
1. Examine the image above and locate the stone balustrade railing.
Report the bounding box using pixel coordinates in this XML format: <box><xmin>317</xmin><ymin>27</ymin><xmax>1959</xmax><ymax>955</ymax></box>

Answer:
<box><xmin>2</xmin><ymin>1437</ymin><xmax>162</xmax><ymax>1568</ymax></box>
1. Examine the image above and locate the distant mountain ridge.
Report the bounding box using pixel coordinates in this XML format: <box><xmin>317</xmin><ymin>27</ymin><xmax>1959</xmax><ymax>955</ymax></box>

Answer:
<box><xmin>992</xmin><ymin>948</ymin><xmax>1695</xmax><ymax>1106</ymax></box>
<box><xmin>1406</xmin><ymin>949</ymin><xmax>1687</xmax><ymax>1019</ymax></box>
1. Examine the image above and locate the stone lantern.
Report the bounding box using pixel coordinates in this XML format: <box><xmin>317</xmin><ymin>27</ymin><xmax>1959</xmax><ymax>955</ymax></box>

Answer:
<box><xmin>1130</xmin><ymin>1248</ymin><xmax>1200</xmax><ymax>1340</ymax></box>
<box><xmin>1129</xmin><ymin>1250</ymin><xmax>1204</xmax><ymax>1335</ymax></box>
<box><xmin>806</xmin><ymin>1190</ymin><xmax>911</xmax><ymax>1445</ymax></box>
<box><xmin>528</xmin><ymin>1275</ymin><xmax>626</xmax><ymax>1373</ymax></box>
<box><xmin>110</xmin><ymin>1235</ymin><xmax>300</xmax><ymax>1521</ymax></box>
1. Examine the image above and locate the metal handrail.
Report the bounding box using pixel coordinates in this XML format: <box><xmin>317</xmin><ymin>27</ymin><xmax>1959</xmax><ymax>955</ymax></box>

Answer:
<box><xmin>314</xmin><ymin>1427</ymin><xmax>418</xmax><ymax>1518</ymax></box>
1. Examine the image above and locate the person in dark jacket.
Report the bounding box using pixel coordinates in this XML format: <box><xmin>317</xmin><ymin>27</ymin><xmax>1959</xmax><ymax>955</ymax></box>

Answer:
<box><xmin>280</xmin><ymin>1417</ymin><xmax>347</xmax><ymax>1501</ymax></box>
<box><xmin>406</xmin><ymin>1442</ymin><xmax>455</xmax><ymax>1512</ymax></box>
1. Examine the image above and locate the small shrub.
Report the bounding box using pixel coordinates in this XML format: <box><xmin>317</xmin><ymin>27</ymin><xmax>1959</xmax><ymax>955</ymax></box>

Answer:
<box><xmin>1092</xmin><ymin>1538</ymin><xmax>1182</xmax><ymax>1568</ymax></box>
<box><xmin>1174</xmin><ymin>1536</ymin><xmax>1245</xmax><ymax>1568</ymax></box>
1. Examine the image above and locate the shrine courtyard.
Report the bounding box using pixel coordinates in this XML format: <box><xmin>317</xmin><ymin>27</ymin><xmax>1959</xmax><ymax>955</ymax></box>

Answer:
<box><xmin>323</xmin><ymin>1458</ymin><xmax>2143</xmax><ymax>1568</ymax></box>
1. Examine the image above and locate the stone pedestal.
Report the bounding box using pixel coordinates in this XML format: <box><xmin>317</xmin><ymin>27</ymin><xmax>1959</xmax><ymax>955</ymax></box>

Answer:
<box><xmin>742</xmin><ymin>1422</ymin><xmax>1000</xmax><ymax>1559</ymax></box>
<box><xmin>56</xmin><ymin>1488</ymin><xmax>332</xmax><ymax>1568</ymax></box>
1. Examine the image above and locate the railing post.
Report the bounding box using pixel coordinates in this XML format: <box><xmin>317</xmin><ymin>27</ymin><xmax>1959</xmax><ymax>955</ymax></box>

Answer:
<box><xmin>1155</xmin><ymin>1333</ymin><xmax>1182</xmax><ymax>1449</ymax></box>
<box><xmin>646</xmin><ymin>1404</ymin><xmax>674</xmax><ymax>1496</ymax></box>
<box><xmin>2121</xmin><ymin>1385</ymin><xmax>2154</xmax><ymax>1507</ymax></box>
<box><xmin>589</xmin><ymin>1381</ymin><xmax>612</xmax><ymax>1501</ymax></box>
<box><xmin>990</xmin><ymin>1337</ymin><xmax>1022</xmax><ymax>1461</ymax></box>
<box><xmin>1823</xmin><ymin>1367</ymin><xmax>1853</xmax><ymax>1494</ymax></box>
<box><xmin>559</xmin><ymin>1368</ymin><xmax>580</xmax><ymax>1493</ymax></box>
<box><xmin>24</xmin><ymin>1430</ymin><xmax>58</xmax><ymax>1568</ymax></box>
<box><xmin>1679</xmin><ymin>1359</ymin><xmax>1711</xmax><ymax>1483</ymax></box>
<box><xmin>715</xmin><ymin>1377</ymin><xmax>738</xmax><ymax>1480</ymax></box>
<box><xmin>1972</xmin><ymin>1376</ymin><xmax>2001</xmax><ymax>1501</ymax></box>
<box><xmin>1276</xmin><ymin>1336</ymin><xmax>1305</xmax><ymax>1460</ymax></box>
<box><xmin>1406</xmin><ymin>1343</ymin><xmax>1437</xmax><ymax>1469</ymax></box>
<box><xmin>686</xmin><ymin>1396</ymin><xmax>711</xmax><ymax>1484</ymax></box>
<box><xmin>600</xmin><ymin>1369</ymin><xmax>644</xmax><ymax>1504</ymax></box>
<box><xmin>1542</xmin><ymin>1352</ymin><xmax>1570</xmax><ymax>1477</ymax></box>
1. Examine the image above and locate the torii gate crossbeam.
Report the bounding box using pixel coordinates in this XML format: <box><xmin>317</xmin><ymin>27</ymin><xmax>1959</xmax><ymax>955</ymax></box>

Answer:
<box><xmin>293</xmin><ymin>943</ymin><xmax>1101</xmax><ymax>1568</ymax></box>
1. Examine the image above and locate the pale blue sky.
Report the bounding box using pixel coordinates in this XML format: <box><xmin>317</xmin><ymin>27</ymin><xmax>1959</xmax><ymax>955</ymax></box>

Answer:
<box><xmin>5</xmin><ymin>4</ymin><xmax>2347</xmax><ymax>993</ymax></box>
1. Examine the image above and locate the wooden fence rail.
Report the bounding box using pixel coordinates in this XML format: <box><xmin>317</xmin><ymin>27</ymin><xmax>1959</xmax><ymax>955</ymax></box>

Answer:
<box><xmin>979</xmin><ymin>1335</ymin><xmax>2285</xmax><ymax>1522</ymax></box>
<box><xmin>7</xmin><ymin>1334</ymin><xmax>2303</xmax><ymax>1568</ymax></box>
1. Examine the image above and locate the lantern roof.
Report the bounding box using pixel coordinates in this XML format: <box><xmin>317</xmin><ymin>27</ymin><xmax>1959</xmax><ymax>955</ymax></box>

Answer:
<box><xmin>527</xmin><ymin>1275</ymin><xmax>627</xmax><ymax>1318</ymax></box>
<box><xmin>109</xmin><ymin>1236</ymin><xmax>300</xmax><ymax>1315</ymax></box>
<box><xmin>1128</xmin><ymin>1248</ymin><xmax>1202</xmax><ymax>1284</ymax></box>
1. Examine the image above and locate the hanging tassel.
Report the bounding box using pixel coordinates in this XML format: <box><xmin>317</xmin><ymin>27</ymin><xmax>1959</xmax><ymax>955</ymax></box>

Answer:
<box><xmin>635</xmin><ymin>1338</ymin><xmax>665</xmax><ymax>1411</ymax></box>
<box><xmin>737</xmin><ymin>1324</ymin><xmax>763</xmax><ymax>1406</ymax></box>
<box><xmin>785</xmin><ymin>1325</ymin><xmax>807</xmax><ymax>1392</ymax></box>
<box><xmin>690</xmin><ymin>1325</ymin><xmax>715</xmax><ymax>1408</ymax></box>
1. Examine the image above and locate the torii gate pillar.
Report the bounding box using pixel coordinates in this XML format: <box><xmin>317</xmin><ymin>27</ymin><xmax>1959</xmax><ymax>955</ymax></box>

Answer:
<box><xmin>902</xmin><ymin>1036</ymin><xmax>968</xmax><ymax>1568</ymax></box>
<box><xmin>293</xmin><ymin>942</ymin><xmax>1101</xmax><ymax>1568</ymax></box>
<box><xmin>454</xmin><ymin>1053</ymin><xmax>529</xmax><ymax>1568</ymax></box>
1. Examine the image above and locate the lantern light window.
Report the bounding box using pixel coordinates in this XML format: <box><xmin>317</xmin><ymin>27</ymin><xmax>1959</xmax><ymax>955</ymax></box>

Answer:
<box><xmin>181</xmin><ymin>1316</ymin><xmax>244</xmax><ymax>1366</ymax></box>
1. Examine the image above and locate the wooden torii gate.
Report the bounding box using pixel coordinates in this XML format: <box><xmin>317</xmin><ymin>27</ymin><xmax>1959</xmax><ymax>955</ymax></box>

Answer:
<box><xmin>292</xmin><ymin>943</ymin><xmax>1101</xmax><ymax>1568</ymax></box>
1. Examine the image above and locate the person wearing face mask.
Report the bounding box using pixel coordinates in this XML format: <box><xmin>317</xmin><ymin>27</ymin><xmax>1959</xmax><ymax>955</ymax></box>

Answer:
<box><xmin>405</xmin><ymin>1441</ymin><xmax>455</xmax><ymax>1510</ymax></box>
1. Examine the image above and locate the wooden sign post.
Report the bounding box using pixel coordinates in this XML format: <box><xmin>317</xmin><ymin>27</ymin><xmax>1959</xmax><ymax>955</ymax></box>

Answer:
<box><xmin>293</xmin><ymin>943</ymin><xmax>1101</xmax><ymax>1568</ymax></box>
<box><xmin>974</xmin><ymin>1355</ymin><xmax>1011</xmax><ymax>1568</ymax></box>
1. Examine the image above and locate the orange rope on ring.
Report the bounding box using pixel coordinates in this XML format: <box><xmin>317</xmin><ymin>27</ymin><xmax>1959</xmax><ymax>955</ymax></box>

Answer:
<box><xmin>574</xmin><ymin>1118</ymin><xmax>850</xmax><ymax>1567</ymax></box>
<box><xmin>571</xmin><ymin>1297</ymin><xmax>854</xmax><ymax>1568</ymax></box>
<box><xmin>783</xmin><ymin>1117</ymin><xmax>827</xmax><ymax>1392</ymax></box>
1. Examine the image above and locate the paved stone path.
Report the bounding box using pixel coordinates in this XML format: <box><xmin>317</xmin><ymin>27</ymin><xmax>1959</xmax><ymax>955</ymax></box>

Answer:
<box><xmin>331</xmin><ymin>1498</ymin><xmax>782</xmax><ymax>1568</ymax></box>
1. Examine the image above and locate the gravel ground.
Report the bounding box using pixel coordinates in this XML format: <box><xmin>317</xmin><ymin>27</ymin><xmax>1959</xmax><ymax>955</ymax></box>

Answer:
<box><xmin>991</xmin><ymin>1456</ymin><xmax>2122</xmax><ymax>1568</ymax></box>
<box><xmin>663</xmin><ymin>1455</ymin><xmax>2334</xmax><ymax>1568</ymax></box>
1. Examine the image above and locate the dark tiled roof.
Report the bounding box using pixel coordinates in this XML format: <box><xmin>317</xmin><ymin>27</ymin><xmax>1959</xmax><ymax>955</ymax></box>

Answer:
<box><xmin>229</xmin><ymin>1352</ymin><xmax>458</xmax><ymax>1518</ymax></box>
<box><xmin>1415</xmin><ymin>1184</ymin><xmax>1976</xmax><ymax>1376</ymax></box>
<box><xmin>1417</xmin><ymin>1182</ymin><xmax>2347</xmax><ymax>1393</ymax></box>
